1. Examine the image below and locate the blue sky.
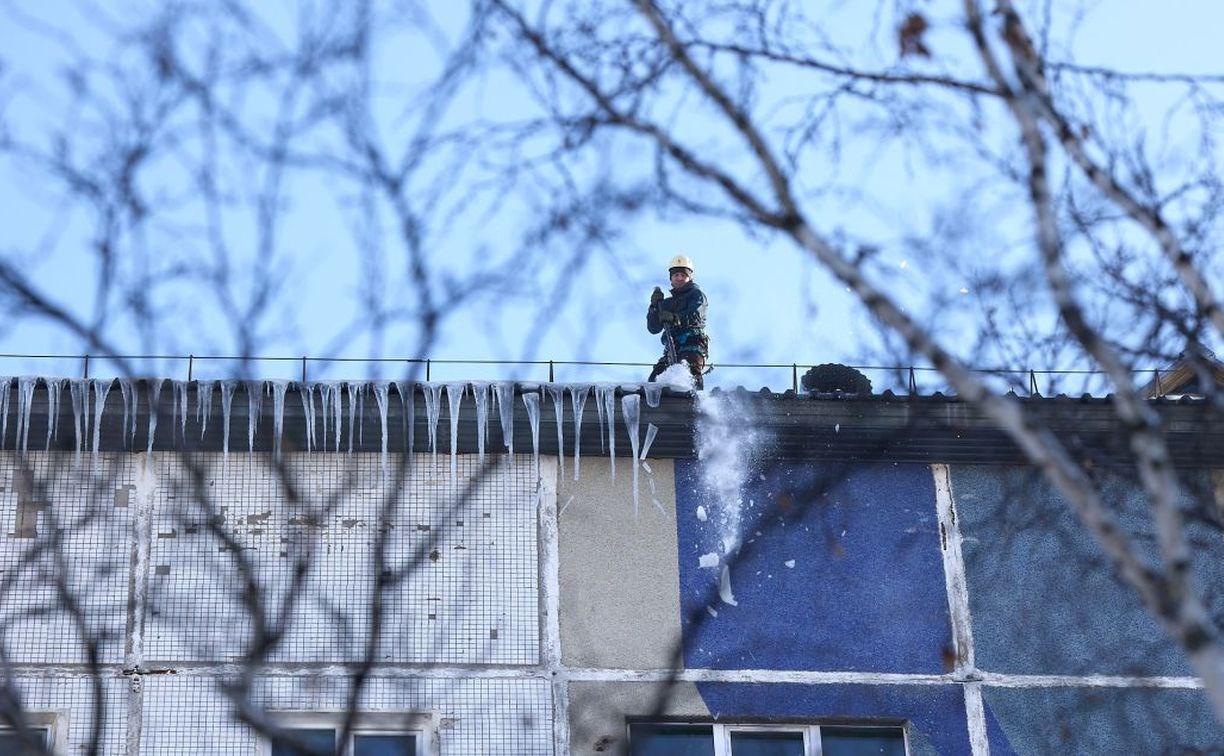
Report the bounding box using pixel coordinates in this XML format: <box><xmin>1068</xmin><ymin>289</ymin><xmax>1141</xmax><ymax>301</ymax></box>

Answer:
<box><xmin>0</xmin><ymin>1</ymin><xmax>1220</xmax><ymax>391</ymax></box>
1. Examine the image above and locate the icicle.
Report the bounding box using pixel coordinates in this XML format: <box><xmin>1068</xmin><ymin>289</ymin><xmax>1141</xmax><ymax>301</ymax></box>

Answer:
<box><xmin>118</xmin><ymin>378</ymin><xmax>136</xmax><ymax>449</ymax></box>
<box><xmin>14</xmin><ymin>377</ymin><xmax>37</xmax><ymax>455</ymax></box>
<box><xmin>175</xmin><ymin>380</ymin><xmax>188</xmax><ymax>443</ymax></box>
<box><xmin>472</xmin><ymin>382</ymin><xmax>490</xmax><ymax>467</ymax></box>
<box><xmin>244</xmin><ymin>381</ymin><xmax>264</xmax><ymax>452</ymax></box>
<box><xmin>299</xmin><ymin>382</ymin><xmax>317</xmax><ymax>452</ymax></box>
<box><xmin>316</xmin><ymin>382</ymin><xmax>335</xmax><ymax>452</ymax></box>
<box><xmin>270</xmin><ymin>380</ymin><xmax>289</xmax><ymax>460</ymax></box>
<box><xmin>594</xmin><ymin>385</ymin><xmax>608</xmax><ymax>454</ymax></box>
<box><xmin>147</xmin><ymin>379</ymin><xmax>165</xmax><ymax>454</ymax></box>
<box><xmin>644</xmin><ymin>383</ymin><xmax>663</xmax><ymax>408</ymax></box>
<box><xmin>373</xmin><ymin>381</ymin><xmax>390</xmax><ymax>477</ymax></box>
<box><xmin>0</xmin><ymin>378</ymin><xmax>12</xmax><ymax>450</ymax></box>
<box><xmin>220</xmin><ymin>380</ymin><xmax>238</xmax><ymax>457</ymax></box>
<box><xmin>356</xmin><ymin>381</ymin><xmax>366</xmax><ymax>447</ymax></box>
<box><xmin>345</xmin><ymin>381</ymin><xmax>364</xmax><ymax>453</ymax></box>
<box><xmin>394</xmin><ymin>381</ymin><xmax>415</xmax><ymax>460</ymax></box>
<box><xmin>641</xmin><ymin>423</ymin><xmax>659</xmax><ymax>459</ymax></box>
<box><xmin>69</xmin><ymin>379</ymin><xmax>87</xmax><ymax>462</ymax></box>
<box><xmin>546</xmin><ymin>384</ymin><xmax>566</xmax><ymax>479</ymax></box>
<box><xmin>601</xmin><ymin>386</ymin><xmax>617</xmax><ymax>480</ymax></box>
<box><xmin>45</xmin><ymin>378</ymin><xmax>64</xmax><ymax>450</ymax></box>
<box><xmin>445</xmin><ymin>383</ymin><xmax>465</xmax><ymax>493</ymax></box>
<box><xmin>197</xmin><ymin>380</ymin><xmax>214</xmax><ymax>441</ymax></box>
<box><xmin>622</xmin><ymin>394</ymin><xmax>641</xmax><ymax>516</ymax></box>
<box><xmin>494</xmin><ymin>382</ymin><xmax>515</xmax><ymax>455</ymax></box>
<box><xmin>569</xmin><ymin>385</ymin><xmax>589</xmax><ymax>481</ymax></box>
<box><xmin>328</xmin><ymin>382</ymin><xmax>344</xmax><ymax>453</ymax></box>
<box><xmin>523</xmin><ymin>391</ymin><xmax>542</xmax><ymax>480</ymax></box>
<box><xmin>423</xmin><ymin>383</ymin><xmax>443</xmax><ymax>473</ymax></box>
<box><xmin>90</xmin><ymin>378</ymin><xmax>112</xmax><ymax>456</ymax></box>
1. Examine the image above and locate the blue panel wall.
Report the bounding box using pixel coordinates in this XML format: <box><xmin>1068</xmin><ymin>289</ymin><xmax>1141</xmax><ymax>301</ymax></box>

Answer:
<box><xmin>673</xmin><ymin>460</ymin><xmax>950</xmax><ymax>672</ymax></box>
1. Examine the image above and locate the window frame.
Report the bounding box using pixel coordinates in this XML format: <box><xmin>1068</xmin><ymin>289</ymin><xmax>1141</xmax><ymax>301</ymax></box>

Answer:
<box><xmin>0</xmin><ymin>711</ymin><xmax>66</xmax><ymax>755</ymax></box>
<box><xmin>262</xmin><ymin>711</ymin><xmax>437</xmax><ymax>756</ymax></box>
<box><xmin>628</xmin><ymin>719</ymin><xmax>909</xmax><ymax>756</ymax></box>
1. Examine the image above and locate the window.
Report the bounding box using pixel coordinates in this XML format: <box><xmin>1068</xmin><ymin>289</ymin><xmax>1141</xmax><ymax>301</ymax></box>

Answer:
<box><xmin>265</xmin><ymin>712</ymin><xmax>434</xmax><ymax>756</ymax></box>
<box><xmin>629</xmin><ymin>722</ymin><xmax>906</xmax><ymax>756</ymax></box>
<box><xmin>0</xmin><ymin>713</ymin><xmax>59</xmax><ymax>754</ymax></box>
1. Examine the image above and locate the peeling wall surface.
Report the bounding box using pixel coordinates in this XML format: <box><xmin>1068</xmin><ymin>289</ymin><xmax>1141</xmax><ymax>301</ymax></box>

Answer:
<box><xmin>4</xmin><ymin>384</ymin><xmax>1224</xmax><ymax>755</ymax></box>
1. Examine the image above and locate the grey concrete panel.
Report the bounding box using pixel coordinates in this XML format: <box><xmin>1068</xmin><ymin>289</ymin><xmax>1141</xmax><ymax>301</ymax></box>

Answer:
<box><xmin>558</xmin><ymin>457</ymin><xmax>684</xmax><ymax>669</ymax></box>
<box><xmin>568</xmin><ymin>680</ymin><xmax>710</xmax><ymax>756</ymax></box>
<box><xmin>983</xmin><ymin>685</ymin><xmax>1224</xmax><ymax>754</ymax></box>
<box><xmin>952</xmin><ymin>466</ymin><xmax>1224</xmax><ymax>676</ymax></box>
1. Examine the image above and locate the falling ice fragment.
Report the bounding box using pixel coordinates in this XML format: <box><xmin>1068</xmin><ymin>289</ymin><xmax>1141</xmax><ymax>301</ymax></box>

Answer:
<box><xmin>148</xmin><ymin>379</ymin><xmax>165</xmax><ymax>454</ymax></box>
<box><xmin>699</xmin><ymin>553</ymin><xmax>719</xmax><ymax>568</ymax></box>
<box><xmin>696</xmin><ymin>506</ymin><xmax>708</xmax><ymax>522</ymax></box>
<box><xmin>718</xmin><ymin>565</ymin><xmax>738</xmax><ymax>606</ymax></box>
<box><xmin>621</xmin><ymin>395</ymin><xmax>641</xmax><ymax>516</ymax></box>
<box><xmin>784</xmin><ymin>560</ymin><xmax>796</xmax><ymax>569</ymax></box>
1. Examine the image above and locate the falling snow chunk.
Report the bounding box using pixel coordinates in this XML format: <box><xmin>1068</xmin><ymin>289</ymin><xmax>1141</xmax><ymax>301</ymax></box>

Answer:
<box><xmin>835</xmin><ymin>423</ymin><xmax>840</xmax><ymax>433</ymax></box>
<box><xmin>640</xmin><ymin>423</ymin><xmax>658</xmax><ymax>460</ymax></box>
<box><xmin>707</xmin><ymin>607</ymin><xmax>718</xmax><ymax>618</ymax></box>
<box><xmin>696</xmin><ymin>506</ymin><xmax>708</xmax><ymax>521</ymax></box>
<box><xmin>699</xmin><ymin>553</ymin><xmax>719</xmax><ymax>568</ymax></box>
<box><xmin>718</xmin><ymin>565</ymin><xmax>738</xmax><ymax>606</ymax></box>
<box><xmin>785</xmin><ymin>560</ymin><xmax>796</xmax><ymax>569</ymax></box>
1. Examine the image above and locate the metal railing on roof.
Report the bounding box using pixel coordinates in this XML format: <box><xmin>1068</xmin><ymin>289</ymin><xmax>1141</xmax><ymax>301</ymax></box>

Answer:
<box><xmin>0</xmin><ymin>352</ymin><xmax>1163</xmax><ymax>396</ymax></box>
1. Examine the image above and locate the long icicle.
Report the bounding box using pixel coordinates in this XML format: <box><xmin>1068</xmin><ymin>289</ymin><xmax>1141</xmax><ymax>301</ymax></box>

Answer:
<box><xmin>523</xmin><ymin>391</ymin><xmax>541</xmax><ymax>481</ymax></box>
<box><xmin>423</xmin><ymin>383</ymin><xmax>443</xmax><ymax>474</ymax></box>
<box><xmin>91</xmin><ymin>379</ymin><xmax>112</xmax><ymax>456</ymax></box>
<box><xmin>547</xmin><ymin>384</ymin><xmax>566</xmax><ymax>479</ymax></box>
<box><xmin>45</xmin><ymin>378</ymin><xmax>64</xmax><ymax>450</ymax></box>
<box><xmin>394</xmin><ymin>381</ymin><xmax>415</xmax><ymax>463</ymax></box>
<box><xmin>570</xmin><ymin>385</ymin><xmax>589</xmax><ymax>481</ymax></box>
<box><xmin>16</xmin><ymin>377</ymin><xmax>37</xmax><ymax>455</ymax></box>
<box><xmin>147</xmin><ymin>379</ymin><xmax>165</xmax><ymax>454</ymax></box>
<box><xmin>270</xmin><ymin>380</ymin><xmax>289</xmax><ymax>460</ymax></box>
<box><xmin>119</xmin><ymin>378</ymin><xmax>136</xmax><ymax>448</ymax></box>
<box><xmin>446</xmin><ymin>383</ymin><xmax>465</xmax><ymax>494</ymax></box>
<box><xmin>299</xmin><ymin>382</ymin><xmax>316</xmax><ymax>453</ymax></box>
<box><xmin>197</xmin><ymin>380</ymin><xmax>214</xmax><ymax>442</ymax></box>
<box><xmin>622</xmin><ymin>394</ymin><xmax>642</xmax><ymax>517</ymax></box>
<box><xmin>245</xmin><ymin>381</ymin><xmax>264</xmax><ymax>452</ymax></box>
<box><xmin>472</xmin><ymin>382</ymin><xmax>490</xmax><ymax>467</ymax></box>
<box><xmin>604</xmin><ymin>385</ymin><xmax>617</xmax><ymax>481</ymax></box>
<box><xmin>69</xmin><ymin>379</ymin><xmax>87</xmax><ymax>464</ymax></box>
<box><xmin>373</xmin><ymin>381</ymin><xmax>390</xmax><ymax>478</ymax></box>
<box><xmin>220</xmin><ymin>380</ymin><xmax>238</xmax><ymax>459</ymax></box>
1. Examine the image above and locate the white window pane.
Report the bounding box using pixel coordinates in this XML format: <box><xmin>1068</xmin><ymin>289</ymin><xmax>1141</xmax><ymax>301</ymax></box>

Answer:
<box><xmin>730</xmin><ymin>730</ymin><xmax>806</xmax><ymax>756</ymax></box>
<box><xmin>821</xmin><ymin>727</ymin><xmax>906</xmax><ymax>756</ymax></box>
<box><xmin>630</xmin><ymin>724</ymin><xmax>716</xmax><ymax>756</ymax></box>
<box><xmin>354</xmin><ymin>733</ymin><xmax>417</xmax><ymax>756</ymax></box>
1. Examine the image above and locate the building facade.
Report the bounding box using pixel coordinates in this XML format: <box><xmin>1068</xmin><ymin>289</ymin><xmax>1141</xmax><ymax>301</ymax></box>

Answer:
<box><xmin>0</xmin><ymin>378</ymin><xmax>1222</xmax><ymax>754</ymax></box>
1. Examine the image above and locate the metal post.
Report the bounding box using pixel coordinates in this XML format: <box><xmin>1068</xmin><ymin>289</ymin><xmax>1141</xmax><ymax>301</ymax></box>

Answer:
<box><xmin>1154</xmin><ymin>369</ymin><xmax>1163</xmax><ymax>396</ymax></box>
<box><xmin>187</xmin><ymin>355</ymin><xmax>194</xmax><ymax>382</ymax></box>
<box><xmin>426</xmin><ymin>359</ymin><xmax>431</xmax><ymax>382</ymax></box>
<box><xmin>549</xmin><ymin>360</ymin><xmax>555</xmax><ymax>383</ymax></box>
<box><xmin>792</xmin><ymin>364</ymin><xmax>798</xmax><ymax>393</ymax></box>
<box><xmin>1029</xmin><ymin>370</ymin><xmax>1038</xmax><ymax>396</ymax></box>
<box><xmin>908</xmin><ymin>366</ymin><xmax>917</xmax><ymax>395</ymax></box>
<box><xmin>83</xmin><ymin>355</ymin><xmax>90</xmax><ymax>379</ymax></box>
<box><xmin>301</xmin><ymin>357</ymin><xmax>308</xmax><ymax>383</ymax></box>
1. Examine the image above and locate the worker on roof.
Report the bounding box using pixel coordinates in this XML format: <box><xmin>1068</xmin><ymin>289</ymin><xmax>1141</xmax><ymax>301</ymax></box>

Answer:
<box><xmin>646</xmin><ymin>254</ymin><xmax>709</xmax><ymax>390</ymax></box>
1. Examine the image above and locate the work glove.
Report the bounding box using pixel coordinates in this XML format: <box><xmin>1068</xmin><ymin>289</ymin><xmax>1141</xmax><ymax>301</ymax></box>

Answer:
<box><xmin>658</xmin><ymin>308</ymin><xmax>677</xmax><ymax>325</ymax></box>
<box><xmin>650</xmin><ymin>286</ymin><xmax>664</xmax><ymax>305</ymax></box>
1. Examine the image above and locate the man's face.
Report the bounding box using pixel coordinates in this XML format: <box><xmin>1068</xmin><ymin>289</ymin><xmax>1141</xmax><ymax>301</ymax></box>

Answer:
<box><xmin>669</xmin><ymin>268</ymin><xmax>692</xmax><ymax>287</ymax></box>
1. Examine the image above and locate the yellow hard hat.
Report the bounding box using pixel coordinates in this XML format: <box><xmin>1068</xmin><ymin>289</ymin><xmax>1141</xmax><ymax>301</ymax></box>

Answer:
<box><xmin>668</xmin><ymin>254</ymin><xmax>695</xmax><ymax>274</ymax></box>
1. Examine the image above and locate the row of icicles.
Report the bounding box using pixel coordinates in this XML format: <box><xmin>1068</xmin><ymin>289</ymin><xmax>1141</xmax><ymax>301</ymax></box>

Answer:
<box><xmin>0</xmin><ymin>377</ymin><xmax>670</xmax><ymax>511</ymax></box>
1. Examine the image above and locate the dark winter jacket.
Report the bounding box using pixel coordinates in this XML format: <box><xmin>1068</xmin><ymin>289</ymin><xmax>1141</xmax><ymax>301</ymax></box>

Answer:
<box><xmin>647</xmin><ymin>281</ymin><xmax>708</xmax><ymax>357</ymax></box>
